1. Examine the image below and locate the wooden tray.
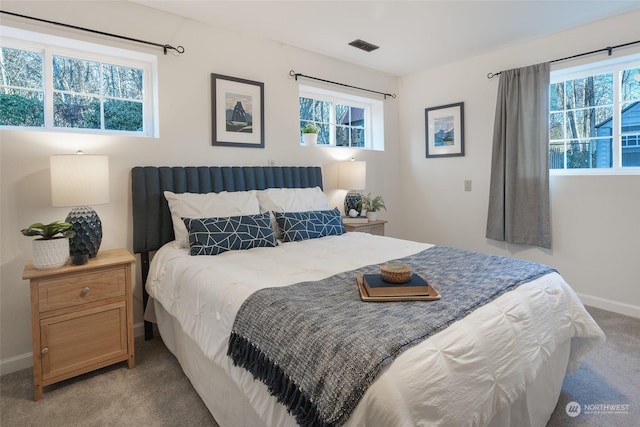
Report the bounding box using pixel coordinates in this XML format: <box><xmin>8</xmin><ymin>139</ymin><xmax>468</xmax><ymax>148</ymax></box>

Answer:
<box><xmin>356</xmin><ymin>274</ymin><xmax>441</xmax><ymax>302</ymax></box>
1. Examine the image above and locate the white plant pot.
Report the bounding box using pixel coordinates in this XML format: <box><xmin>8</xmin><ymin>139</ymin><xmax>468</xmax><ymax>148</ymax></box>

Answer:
<box><xmin>32</xmin><ymin>238</ymin><xmax>70</xmax><ymax>270</ymax></box>
<box><xmin>302</xmin><ymin>133</ymin><xmax>318</xmax><ymax>146</ymax></box>
<box><xmin>367</xmin><ymin>211</ymin><xmax>378</xmax><ymax>222</ymax></box>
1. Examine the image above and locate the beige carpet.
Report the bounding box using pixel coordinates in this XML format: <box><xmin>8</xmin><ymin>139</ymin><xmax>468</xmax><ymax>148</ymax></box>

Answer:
<box><xmin>0</xmin><ymin>332</ymin><xmax>218</xmax><ymax>427</ymax></box>
<box><xmin>1</xmin><ymin>306</ymin><xmax>638</xmax><ymax>426</ymax></box>
<box><xmin>547</xmin><ymin>306</ymin><xmax>640</xmax><ymax>427</ymax></box>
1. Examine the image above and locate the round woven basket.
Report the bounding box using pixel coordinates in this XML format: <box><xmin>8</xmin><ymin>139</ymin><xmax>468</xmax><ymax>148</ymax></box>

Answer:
<box><xmin>380</xmin><ymin>262</ymin><xmax>412</xmax><ymax>284</ymax></box>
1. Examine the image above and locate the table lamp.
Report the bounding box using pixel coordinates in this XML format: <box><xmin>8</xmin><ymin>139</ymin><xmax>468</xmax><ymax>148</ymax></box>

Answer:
<box><xmin>338</xmin><ymin>160</ymin><xmax>366</xmax><ymax>215</ymax></box>
<box><xmin>50</xmin><ymin>152</ymin><xmax>110</xmax><ymax>259</ymax></box>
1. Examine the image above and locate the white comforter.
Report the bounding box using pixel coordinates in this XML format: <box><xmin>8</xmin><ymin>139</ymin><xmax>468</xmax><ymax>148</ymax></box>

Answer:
<box><xmin>147</xmin><ymin>232</ymin><xmax>605</xmax><ymax>427</ymax></box>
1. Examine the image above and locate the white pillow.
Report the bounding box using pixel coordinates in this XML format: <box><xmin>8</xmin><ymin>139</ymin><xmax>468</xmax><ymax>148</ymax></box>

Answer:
<box><xmin>256</xmin><ymin>187</ymin><xmax>329</xmax><ymax>238</ymax></box>
<box><xmin>256</xmin><ymin>186</ymin><xmax>329</xmax><ymax>213</ymax></box>
<box><xmin>164</xmin><ymin>190</ymin><xmax>260</xmax><ymax>248</ymax></box>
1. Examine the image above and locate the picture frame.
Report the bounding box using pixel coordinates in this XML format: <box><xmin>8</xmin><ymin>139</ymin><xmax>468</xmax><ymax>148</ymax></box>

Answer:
<box><xmin>425</xmin><ymin>102</ymin><xmax>464</xmax><ymax>158</ymax></box>
<box><xmin>211</xmin><ymin>73</ymin><xmax>264</xmax><ymax>148</ymax></box>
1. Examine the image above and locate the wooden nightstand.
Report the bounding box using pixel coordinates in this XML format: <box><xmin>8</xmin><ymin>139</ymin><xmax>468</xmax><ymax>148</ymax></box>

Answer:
<box><xmin>22</xmin><ymin>248</ymin><xmax>136</xmax><ymax>401</ymax></box>
<box><xmin>343</xmin><ymin>219</ymin><xmax>387</xmax><ymax>236</ymax></box>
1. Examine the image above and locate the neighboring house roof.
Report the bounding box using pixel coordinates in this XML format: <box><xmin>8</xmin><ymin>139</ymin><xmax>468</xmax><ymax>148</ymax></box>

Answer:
<box><xmin>596</xmin><ymin>101</ymin><xmax>640</xmax><ymax>129</ymax></box>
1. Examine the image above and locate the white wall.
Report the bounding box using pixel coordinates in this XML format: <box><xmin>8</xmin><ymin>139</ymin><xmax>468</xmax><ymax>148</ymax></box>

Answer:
<box><xmin>0</xmin><ymin>1</ymin><xmax>401</xmax><ymax>373</ymax></box>
<box><xmin>3</xmin><ymin>1</ymin><xmax>639</xmax><ymax>375</ymax></box>
<box><xmin>397</xmin><ymin>10</ymin><xmax>640</xmax><ymax>318</ymax></box>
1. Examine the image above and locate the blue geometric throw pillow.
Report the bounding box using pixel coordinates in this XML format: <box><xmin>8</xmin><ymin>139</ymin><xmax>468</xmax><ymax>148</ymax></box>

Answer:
<box><xmin>183</xmin><ymin>212</ymin><xmax>277</xmax><ymax>256</ymax></box>
<box><xmin>274</xmin><ymin>208</ymin><xmax>345</xmax><ymax>242</ymax></box>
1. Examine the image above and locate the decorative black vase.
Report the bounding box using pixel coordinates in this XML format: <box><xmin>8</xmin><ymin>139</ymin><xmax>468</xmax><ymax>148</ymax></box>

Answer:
<box><xmin>344</xmin><ymin>191</ymin><xmax>362</xmax><ymax>216</ymax></box>
<box><xmin>66</xmin><ymin>206</ymin><xmax>102</xmax><ymax>258</ymax></box>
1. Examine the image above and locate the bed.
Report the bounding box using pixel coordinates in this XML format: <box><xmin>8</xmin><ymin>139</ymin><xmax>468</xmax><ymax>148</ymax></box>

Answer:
<box><xmin>132</xmin><ymin>165</ymin><xmax>605</xmax><ymax>427</ymax></box>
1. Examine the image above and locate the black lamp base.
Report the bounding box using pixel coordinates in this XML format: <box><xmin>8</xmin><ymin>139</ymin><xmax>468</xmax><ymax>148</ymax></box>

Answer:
<box><xmin>344</xmin><ymin>191</ymin><xmax>362</xmax><ymax>216</ymax></box>
<box><xmin>66</xmin><ymin>206</ymin><xmax>102</xmax><ymax>258</ymax></box>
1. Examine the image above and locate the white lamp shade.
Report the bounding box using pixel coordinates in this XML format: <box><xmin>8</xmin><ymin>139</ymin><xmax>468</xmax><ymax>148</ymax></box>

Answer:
<box><xmin>50</xmin><ymin>154</ymin><xmax>110</xmax><ymax>207</ymax></box>
<box><xmin>338</xmin><ymin>161</ymin><xmax>366</xmax><ymax>191</ymax></box>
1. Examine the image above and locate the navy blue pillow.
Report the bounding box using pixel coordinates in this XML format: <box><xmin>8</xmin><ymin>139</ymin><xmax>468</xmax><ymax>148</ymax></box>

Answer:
<box><xmin>274</xmin><ymin>208</ymin><xmax>345</xmax><ymax>242</ymax></box>
<box><xmin>183</xmin><ymin>213</ymin><xmax>277</xmax><ymax>256</ymax></box>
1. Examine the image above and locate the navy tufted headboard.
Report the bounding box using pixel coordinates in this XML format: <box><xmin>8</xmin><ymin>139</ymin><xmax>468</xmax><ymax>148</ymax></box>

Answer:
<box><xmin>131</xmin><ymin>166</ymin><xmax>323</xmax><ymax>254</ymax></box>
<box><xmin>131</xmin><ymin>166</ymin><xmax>323</xmax><ymax>339</ymax></box>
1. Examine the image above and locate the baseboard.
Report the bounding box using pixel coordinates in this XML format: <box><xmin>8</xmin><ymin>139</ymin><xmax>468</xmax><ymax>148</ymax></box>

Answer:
<box><xmin>578</xmin><ymin>292</ymin><xmax>640</xmax><ymax>319</ymax></box>
<box><xmin>0</xmin><ymin>351</ymin><xmax>33</xmax><ymax>376</ymax></box>
<box><xmin>133</xmin><ymin>321</ymin><xmax>145</xmax><ymax>338</ymax></box>
<box><xmin>0</xmin><ymin>322</ymin><xmax>147</xmax><ymax>376</ymax></box>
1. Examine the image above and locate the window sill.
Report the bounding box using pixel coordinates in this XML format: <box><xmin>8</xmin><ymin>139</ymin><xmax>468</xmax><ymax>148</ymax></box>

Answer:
<box><xmin>550</xmin><ymin>168</ymin><xmax>640</xmax><ymax>176</ymax></box>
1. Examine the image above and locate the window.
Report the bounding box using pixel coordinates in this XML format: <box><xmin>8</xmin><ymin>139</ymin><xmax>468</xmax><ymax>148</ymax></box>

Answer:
<box><xmin>0</xmin><ymin>26</ymin><xmax>158</xmax><ymax>137</ymax></box>
<box><xmin>549</xmin><ymin>54</ymin><xmax>640</xmax><ymax>173</ymax></box>
<box><xmin>298</xmin><ymin>85</ymin><xmax>384</xmax><ymax>150</ymax></box>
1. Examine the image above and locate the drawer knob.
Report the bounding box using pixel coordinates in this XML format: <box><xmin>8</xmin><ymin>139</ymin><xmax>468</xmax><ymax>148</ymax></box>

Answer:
<box><xmin>80</xmin><ymin>287</ymin><xmax>90</xmax><ymax>296</ymax></box>
<box><xmin>41</xmin><ymin>348</ymin><xmax>49</xmax><ymax>355</ymax></box>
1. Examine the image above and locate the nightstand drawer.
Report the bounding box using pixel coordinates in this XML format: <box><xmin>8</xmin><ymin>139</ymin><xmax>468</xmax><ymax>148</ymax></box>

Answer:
<box><xmin>37</xmin><ymin>267</ymin><xmax>126</xmax><ymax>312</ymax></box>
<box><xmin>343</xmin><ymin>220</ymin><xmax>387</xmax><ymax>236</ymax></box>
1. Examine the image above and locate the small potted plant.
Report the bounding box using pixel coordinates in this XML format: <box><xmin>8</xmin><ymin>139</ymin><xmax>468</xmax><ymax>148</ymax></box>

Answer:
<box><xmin>301</xmin><ymin>122</ymin><xmax>320</xmax><ymax>145</ymax></box>
<box><xmin>359</xmin><ymin>193</ymin><xmax>386</xmax><ymax>221</ymax></box>
<box><xmin>21</xmin><ymin>221</ymin><xmax>76</xmax><ymax>270</ymax></box>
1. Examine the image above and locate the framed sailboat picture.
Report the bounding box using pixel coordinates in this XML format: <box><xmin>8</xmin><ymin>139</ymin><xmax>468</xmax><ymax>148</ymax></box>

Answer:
<box><xmin>425</xmin><ymin>102</ymin><xmax>464</xmax><ymax>158</ymax></box>
<box><xmin>211</xmin><ymin>74</ymin><xmax>265</xmax><ymax>148</ymax></box>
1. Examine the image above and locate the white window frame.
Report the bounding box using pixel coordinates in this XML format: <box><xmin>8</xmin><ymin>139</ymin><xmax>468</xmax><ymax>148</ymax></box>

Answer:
<box><xmin>550</xmin><ymin>53</ymin><xmax>640</xmax><ymax>176</ymax></box>
<box><xmin>299</xmin><ymin>84</ymin><xmax>384</xmax><ymax>151</ymax></box>
<box><xmin>0</xmin><ymin>26</ymin><xmax>159</xmax><ymax>138</ymax></box>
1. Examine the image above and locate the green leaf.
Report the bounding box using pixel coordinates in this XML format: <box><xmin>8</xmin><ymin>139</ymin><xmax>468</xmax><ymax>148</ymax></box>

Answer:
<box><xmin>21</xmin><ymin>220</ymin><xmax>75</xmax><ymax>239</ymax></box>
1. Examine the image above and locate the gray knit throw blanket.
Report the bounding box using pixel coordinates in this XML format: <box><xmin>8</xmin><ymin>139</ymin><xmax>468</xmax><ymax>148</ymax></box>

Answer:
<box><xmin>227</xmin><ymin>246</ymin><xmax>555</xmax><ymax>427</ymax></box>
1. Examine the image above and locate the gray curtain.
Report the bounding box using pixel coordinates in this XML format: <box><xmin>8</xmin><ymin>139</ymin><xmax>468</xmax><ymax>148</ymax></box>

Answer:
<box><xmin>486</xmin><ymin>63</ymin><xmax>551</xmax><ymax>249</ymax></box>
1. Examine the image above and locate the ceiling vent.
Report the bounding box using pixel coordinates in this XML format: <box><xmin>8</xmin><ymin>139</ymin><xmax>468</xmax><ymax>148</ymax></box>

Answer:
<box><xmin>348</xmin><ymin>39</ymin><xmax>379</xmax><ymax>53</ymax></box>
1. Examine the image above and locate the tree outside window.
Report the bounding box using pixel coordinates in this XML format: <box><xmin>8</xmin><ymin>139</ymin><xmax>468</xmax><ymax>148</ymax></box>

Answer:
<box><xmin>549</xmin><ymin>58</ymin><xmax>640</xmax><ymax>171</ymax></box>
<box><xmin>299</xmin><ymin>91</ymin><xmax>372</xmax><ymax>149</ymax></box>
<box><xmin>1</xmin><ymin>27</ymin><xmax>156</xmax><ymax>136</ymax></box>
<box><xmin>0</xmin><ymin>46</ymin><xmax>44</xmax><ymax>127</ymax></box>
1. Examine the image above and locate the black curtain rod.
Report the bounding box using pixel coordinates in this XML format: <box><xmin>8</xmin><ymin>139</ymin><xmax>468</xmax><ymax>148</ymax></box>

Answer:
<box><xmin>0</xmin><ymin>10</ymin><xmax>185</xmax><ymax>55</ymax></box>
<box><xmin>289</xmin><ymin>70</ymin><xmax>396</xmax><ymax>99</ymax></box>
<box><xmin>487</xmin><ymin>39</ymin><xmax>640</xmax><ymax>79</ymax></box>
